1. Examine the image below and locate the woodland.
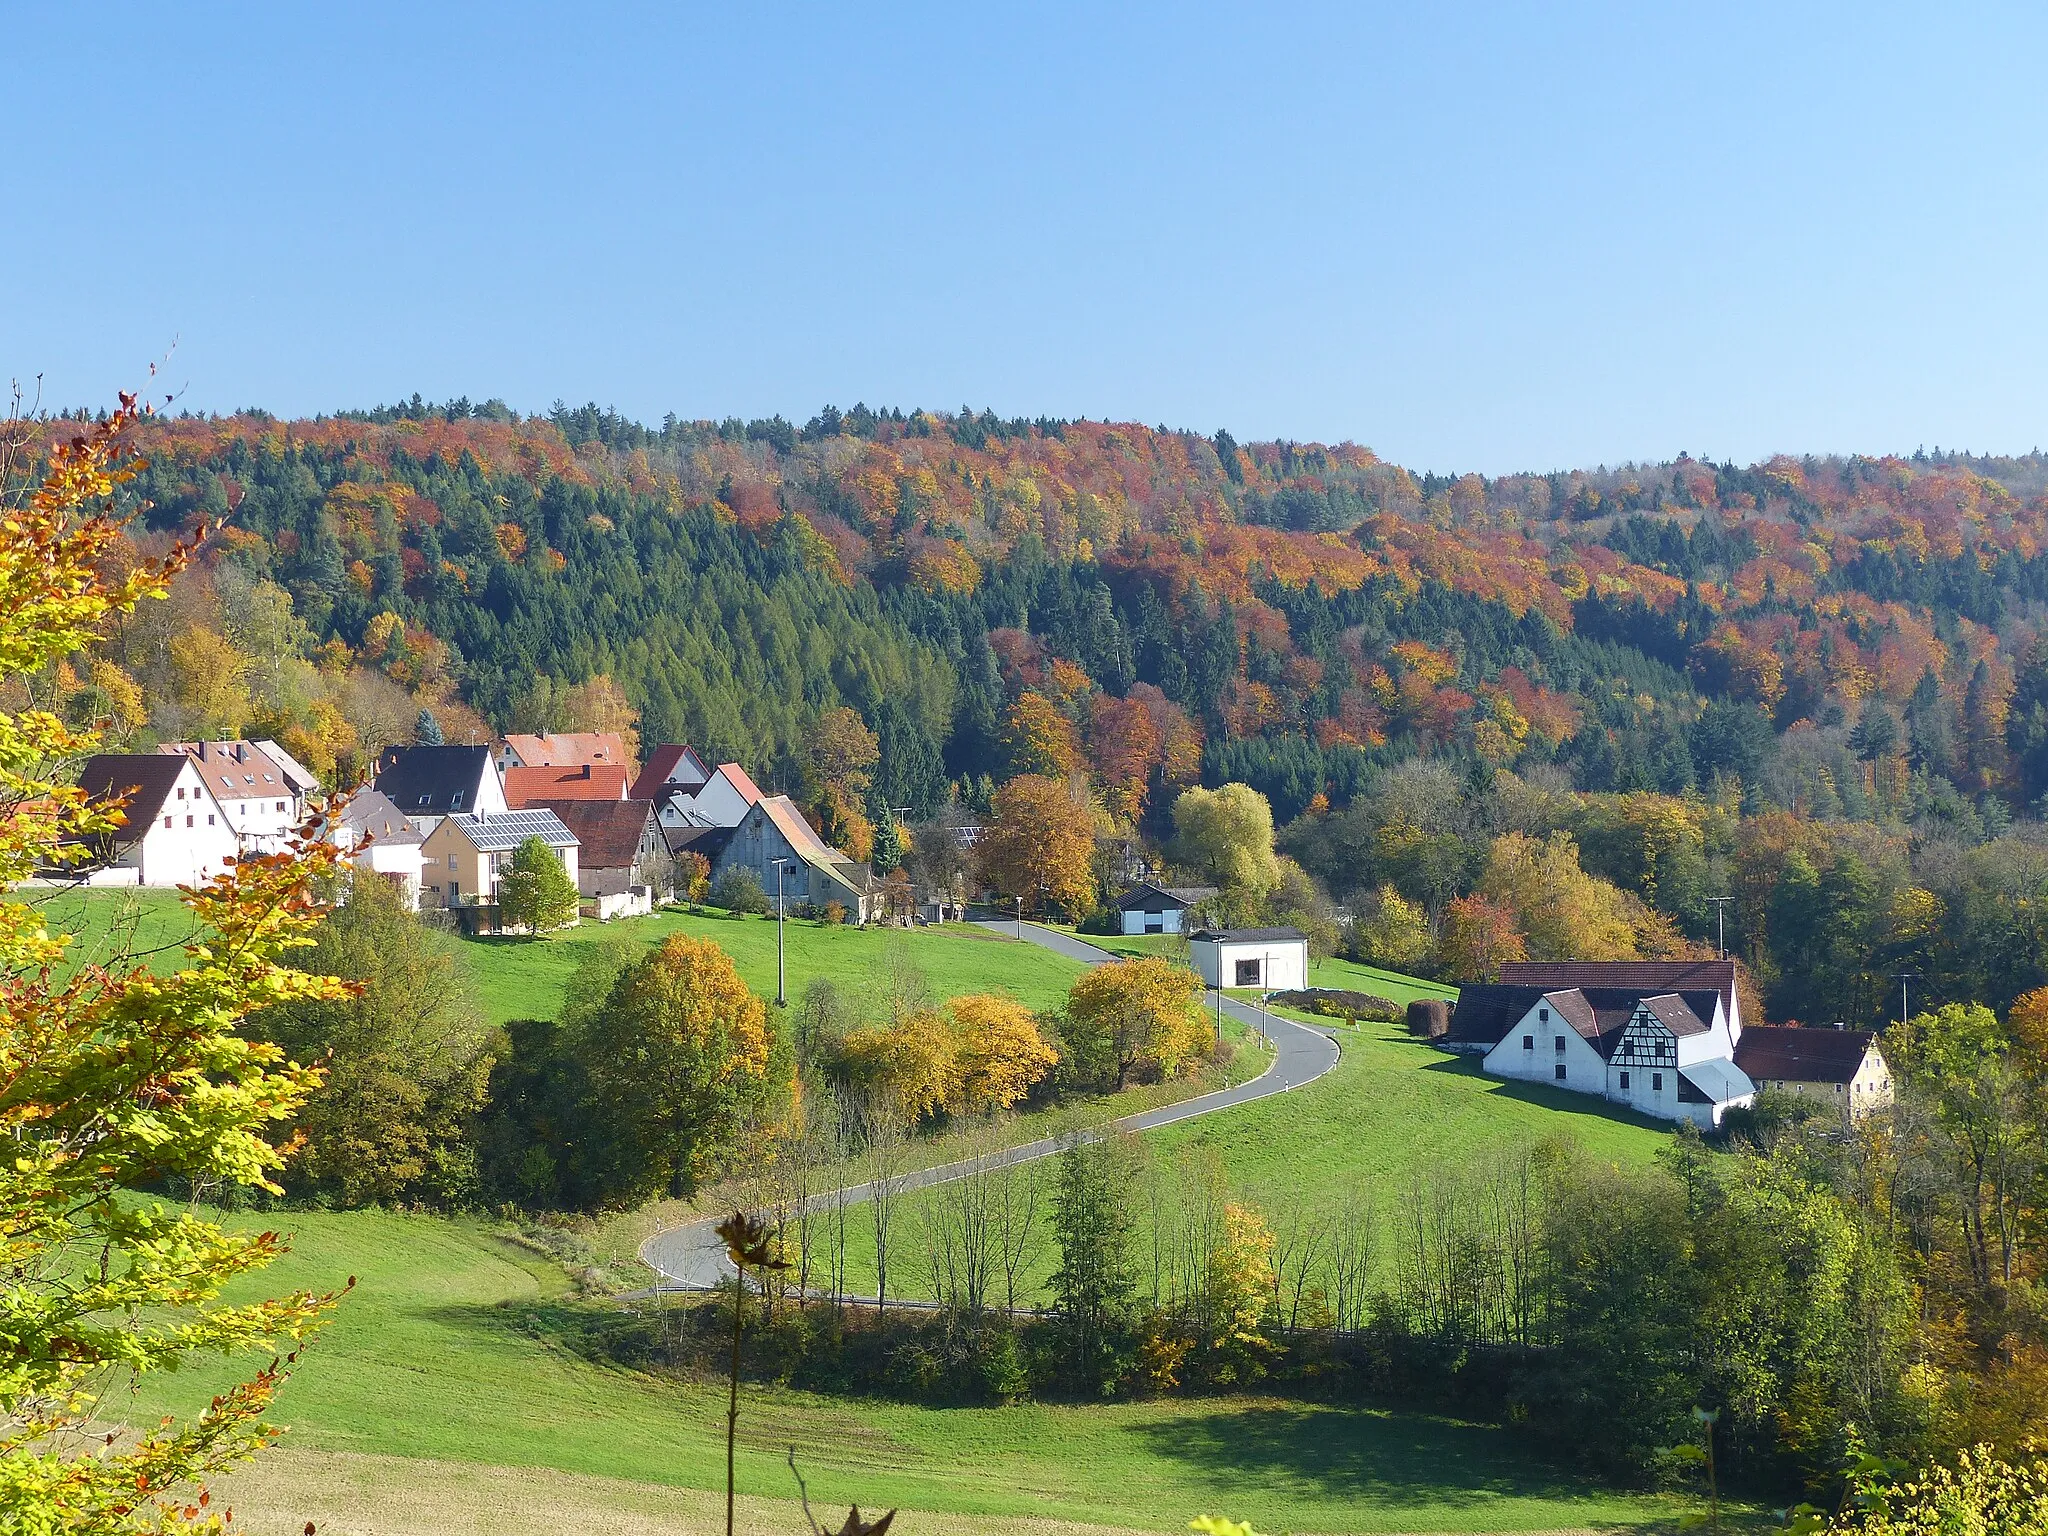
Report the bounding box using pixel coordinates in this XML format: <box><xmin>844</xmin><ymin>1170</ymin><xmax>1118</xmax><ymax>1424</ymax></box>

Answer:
<box><xmin>16</xmin><ymin>397</ymin><xmax>2048</xmax><ymax>1530</ymax></box>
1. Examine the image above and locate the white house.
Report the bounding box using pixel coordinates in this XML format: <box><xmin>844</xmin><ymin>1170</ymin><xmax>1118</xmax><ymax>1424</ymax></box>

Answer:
<box><xmin>627</xmin><ymin>743</ymin><xmax>712</xmax><ymax>828</ymax></box>
<box><xmin>1115</xmin><ymin>880</ymin><xmax>1218</xmax><ymax>936</ymax></box>
<box><xmin>1188</xmin><ymin>927</ymin><xmax>1309</xmax><ymax>991</ymax></box>
<box><xmin>70</xmin><ymin>753</ymin><xmax>240</xmax><ymax>887</ymax></box>
<box><xmin>1447</xmin><ymin>961</ymin><xmax>1756</xmax><ymax>1129</ymax></box>
<box><xmin>668</xmin><ymin>762</ymin><xmax>763</xmax><ymax>831</ymax></box>
<box><xmin>371</xmin><ymin>745</ymin><xmax>508</xmax><ymax>834</ymax></box>
<box><xmin>325</xmin><ymin>788</ymin><xmax>427</xmax><ymax>908</ymax></box>
<box><xmin>159</xmin><ymin>739</ymin><xmax>313</xmax><ymax>854</ymax></box>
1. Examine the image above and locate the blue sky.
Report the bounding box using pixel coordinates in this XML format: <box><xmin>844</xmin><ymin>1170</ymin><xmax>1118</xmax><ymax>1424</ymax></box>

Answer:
<box><xmin>6</xmin><ymin>3</ymin><xmax>2045</xmax><ymax>473</ymax></box>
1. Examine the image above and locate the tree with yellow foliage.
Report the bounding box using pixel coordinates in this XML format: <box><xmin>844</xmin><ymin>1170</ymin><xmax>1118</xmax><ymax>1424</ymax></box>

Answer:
<box><xmin>1061</xmin><ymin>958</ymin><xmax>1210</xmax><ymax>1090</ymax></box>
<box><xmin>838</xmin><ymin>1010</ymin><xmax>958</xmax><ymax>1123</ymax></box>
<box><xmin>948</xmin><ymin>993</ymin><xmax>1058</xmax><ymax>1113</ymax></box>
<box><xmin>0</xmin><ymin>395</ymin><xmax>352</xmax><ymax>1533</ymax></box>
<box><xmin>1200</xmin><ymin>1203</ymin><xmax>1277</xmax><ymax>1386</ymax></box>
<box><xmin>1001</xmin><ymin>689</ymin><xmax>1084</xmax><ymax>779</ymax></box>
<box><xmin>1480</xmin><ymin>831</ymin><xmax>1641</xmax><ymax>962</ymax></box>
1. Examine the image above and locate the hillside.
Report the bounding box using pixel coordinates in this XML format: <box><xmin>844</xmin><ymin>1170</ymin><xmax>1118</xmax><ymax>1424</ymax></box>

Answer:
<box><xmin>37</xmin><ymin>400</ymin><xmax>2048</xmax><ymax>1027</ymax></box>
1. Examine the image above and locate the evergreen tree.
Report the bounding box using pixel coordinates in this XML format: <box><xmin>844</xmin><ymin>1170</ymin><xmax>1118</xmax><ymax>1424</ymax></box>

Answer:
<box><xmin>415</xmin><ymin>706</ymin><xmax>446</xmax><ymax>745</ymax></box>
<box><xmin>1048</xmin><ymin>1137</ymin><xmax>1139</xmax><ymax>1395</ymax></box>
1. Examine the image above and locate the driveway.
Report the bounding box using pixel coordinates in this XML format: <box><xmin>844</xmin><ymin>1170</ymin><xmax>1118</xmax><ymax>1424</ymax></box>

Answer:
<box><xmin>638</xmin><ymin>922</ymin><xmax>1342</xmax><ymax>1291</ymax></box>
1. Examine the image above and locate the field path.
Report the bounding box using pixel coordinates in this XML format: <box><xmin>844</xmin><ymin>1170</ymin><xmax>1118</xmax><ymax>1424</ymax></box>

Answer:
<box><xmin>639</xmin><ymin>922</ymin><xmax>1341</xmax><ymax>1291</ymax></box>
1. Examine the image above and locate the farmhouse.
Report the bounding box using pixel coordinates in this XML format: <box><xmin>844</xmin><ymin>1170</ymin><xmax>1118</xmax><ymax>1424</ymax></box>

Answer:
<box><xmin>497</xmin><ymin>731</ymin><xmax>633</xmax><ymax>772</ymax></box>
<box><xmin>533</xmin><ymin>797</ymin><xmax>665</xmax><ymax>919</ymax></box>
<box><xmin>1115</xmin><ymin>880</ymin><xmax>1218</xmax><ymax>936</ymax></box>
<box><xmin>717</xmin><ymin>794</ymin><xmax>875</xmax><ymax>921</ymax></box>
<box><xmin>1448</xmin><ymin>960</ymin><xmax>1755</xmax><ymax>1129</ymax></box>
<box><xmin>504</xmin><ymin>762</ymin><xmax>630</xmax><ymax>807</ymax></box>
<box><xmin>1188</xmin><ymin>927</ymin><xmax>1309</xmax><ymax>991</ymax></box>
<box><xmin>325</xmin><ymin>788</ymin><xmax>426</xmax><ymax>906</ymax></box>
<box><xmin>418</xmin><ymin>808</ymin><xmax>578</xmax><ymax>909</ymax></box>
<box><xmin>159</xmin><ymin>739</ymin><xmax>319</xmax><ymax>853</ymax></box>
<box><xmin>69</xmin><ymin>753</ymin><xmax>239</xmax><ymax>887</ymax></box>
<box><xmin>372</xmin><ymin>744</ymin><xmax>508</xmax><ymax>832</ymax></box>
<box><xmin>1734</xmin><ymin>1026</ymin><xmax>1892</xmax><ymax>1122</ymax></box>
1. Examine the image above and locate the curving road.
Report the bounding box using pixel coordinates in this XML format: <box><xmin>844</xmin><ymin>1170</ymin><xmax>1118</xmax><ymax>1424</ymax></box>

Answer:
<box><xmin>638</xmin><ymin>922</ymin><xmax>1341</xmax><ymax>1291</ymax></box>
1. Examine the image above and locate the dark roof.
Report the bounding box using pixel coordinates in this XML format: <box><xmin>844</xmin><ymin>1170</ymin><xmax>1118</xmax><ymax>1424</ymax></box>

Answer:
<box><xmin>74</xmin><ymin>754</ymin><xmax>192</xmax><ymax>841</ymax></box>
<box><xmin>534</xmin><ymin>798</ymin><xmax>655</xmax><ymax>868</ymax></box>
<box><xmin>1449</xmin><ymin>984</ymin><xmax>1719</xmax><ymax>1053</ymax></box>
<box><xmin>1498</xmin><ymin>960</ymin><xmax>1737</xmax><ymax>1021</ymax></box>
<box><xmin>438</xmin><ymin>808</ymin><xmax>576</xmax><ymax>854</ymax></box>
<box><xmin>1117</xmin><ymin>881</ymin><xmax>1218</xmax><ymax>910</ymax></box>
<box><xmin>1189</xmin><ymin>926</ymin><xmax>1308</xmax><ymax>943</ymax></box>
<box><xmin>373</xmin><ymin>745</ymin><xmax>495</xmax><ymax>816</ymax></box>
<box><xmin>1735</xmin><ymin>1026</ymin><xmax>1878</xmax><ymax>1084</ymax></box>
<box><xmin>664</xmin><ymin>824</ymin><xmax>734</xmax><ymax>861</ymax></box>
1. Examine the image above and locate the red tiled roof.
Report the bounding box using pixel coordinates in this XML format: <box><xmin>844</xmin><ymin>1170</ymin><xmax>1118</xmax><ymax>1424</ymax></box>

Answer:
<box><xmin>502</xmin><ymin>732</ymin><xmax>633</xmax><ymax>770</ymax></box>
<box><xmin>503</xmin><ymin>764</ymin><xmax>630</xmax><ymax>807</ymax></box>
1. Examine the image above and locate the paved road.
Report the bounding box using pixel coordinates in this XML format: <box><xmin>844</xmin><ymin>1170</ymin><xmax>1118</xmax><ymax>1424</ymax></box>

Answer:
<box><xmin>638</xmin><ymin>923</ymin><xmax>1342</xmax><ymax>1291</ymax></box>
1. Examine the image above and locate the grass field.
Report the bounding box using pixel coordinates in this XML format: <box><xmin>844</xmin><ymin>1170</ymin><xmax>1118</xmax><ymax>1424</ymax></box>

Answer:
<box><xmin>42</xmin><ymin>890</ymin><xmax>1088</xmax><ymax>1024</ymax></box>
<box><xmin>806</xmin><ymin>1013</ymin><xmax>1671</xmax><ymax>1305</ymax></box>
<box><xmin>130</xmin><ymin>1208</ymin><xmax>1690</xmax><ymax>1535</ymax></box>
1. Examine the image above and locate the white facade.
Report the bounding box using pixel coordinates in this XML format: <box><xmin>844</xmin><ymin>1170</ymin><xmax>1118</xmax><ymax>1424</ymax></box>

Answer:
<box><xmin>1124</xmin><ymin>908</ymin><xmax>1188</xmax><ymax>936</ymax></box>
<box><xmin>669</xmin><ymin>763</ymin><xmax>759</xmax><ymax>830</ymax></box>
<box><xmin>1481</xmin><ymin>991</ymin><xmax>1754</xmax><ymax>1128</ymax></box>
<box><xmin>163</xmin><ymin>741</ymin><xmax>306</xmax><ymax>853</ymax></box>
<box><xmin>1188</xmin><ymin>931</ymin><xmax>1309</xmax><ymax>991</ymax></box>
<box><xmin>328</xmin><ymin>789</ymin><xmax>426</xmax><ymax>908</ymax></box>
<box><xmin>119</xmin><ymin>761</ymin><xmax>241</xmax><ymax>887</ymax></box>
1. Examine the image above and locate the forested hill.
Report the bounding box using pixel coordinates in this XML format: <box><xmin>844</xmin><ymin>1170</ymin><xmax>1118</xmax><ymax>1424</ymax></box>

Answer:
<box><xmin>38</xmin><ymin>397</ymin><xmax>2048</xmax><ymax>1019</ymax></box>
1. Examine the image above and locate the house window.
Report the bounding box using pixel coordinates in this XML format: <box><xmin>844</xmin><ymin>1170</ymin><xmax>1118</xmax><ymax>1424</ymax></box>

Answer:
<box><xmin>1619</xmin><ymin>1071</ymin><xmax>1631</xmax><ymax>1090</ymax></box>
<box><xmin>1522</xmin><ymin>1035</ymin><xmax>1534</xmax><ymax>1051</ymax></box>
<box><xmin>448</xmin><ymin>853</ymin><xmax>458</xmax><ymax>870</ymax></box>
<box><xmin>1652</xmin><ymin>1072</ymin><xmax>1663</xmax><ymax>1091</ymax></box>
<box><xmin>176</xmin><ymin>787</ymin><xmax>186</xmax><ymax>799</ymax></box>
<box><xmin>1554</xmin><ymin>1064</ymin><xmax>1567</xmax><ymax>1081</ymax></box>
<box><xmin>186</xmin><ymin>815</ymin><xmax>194</xmax><ymax>828</ymax></box>
<box><xmin>1234</xmin><ymin>958</ymin><xmax>1261</xmax><ymax>987</ymax></box>
<box><xmin>276</xmin><ymin>801</ymin><xmax>285</xmax><ymax>812</ymax></box>
<box><xmin>1554</xmin><ymin>1035</ymin><xmax>1566</xmax><ymax>1053</ymax></box>
<box><xmin>163</xmin><ymin>815</ymin><xmax>173</xmax><ymax>829</ymax></box>
<box><xmin>208</xmin><ymin>815</ymin><xmax>215</xmax><ymax>825</ymax></box>
<box><xmin>1538</xmin><ymin>1006</ymin><xmax>1549</xmax><ymax>1022</ymax></box>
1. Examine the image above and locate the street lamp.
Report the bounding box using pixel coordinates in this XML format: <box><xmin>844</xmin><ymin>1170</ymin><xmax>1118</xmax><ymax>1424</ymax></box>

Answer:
<box><xmin>770</xmin><ymin>857</ymin><xmax>791</xmax><ymax>1007</ymax></box>
<box><xmin>1707</xmin><ymin>896</ymin><xmax>1733</xmax><ymax>959</ymax></box>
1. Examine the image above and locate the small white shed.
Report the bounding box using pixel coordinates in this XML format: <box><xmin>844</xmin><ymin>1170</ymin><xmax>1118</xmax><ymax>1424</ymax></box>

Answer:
<box><xmin>1187</xmin><ymin>927</ymin><xmax>1309</xmax><ymax>991</ymax></box>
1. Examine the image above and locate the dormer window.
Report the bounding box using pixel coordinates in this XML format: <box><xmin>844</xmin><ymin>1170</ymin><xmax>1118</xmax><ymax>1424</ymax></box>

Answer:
<box><xmin>450</xmin><ymin>791</ymin><xmax>464</xmax><ymax>810</ymax></box>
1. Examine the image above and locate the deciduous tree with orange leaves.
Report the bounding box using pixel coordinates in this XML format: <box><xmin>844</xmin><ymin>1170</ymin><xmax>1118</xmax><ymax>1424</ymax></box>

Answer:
<box><xmin>977</xmin><ymin>774</ymin><xmax>1097</xmax><ymax>917</ymax></box>
<box><xmin>948</xmin><ymin>993</ymin><xmax>1058</xmax><ymax>1113</ymax></box>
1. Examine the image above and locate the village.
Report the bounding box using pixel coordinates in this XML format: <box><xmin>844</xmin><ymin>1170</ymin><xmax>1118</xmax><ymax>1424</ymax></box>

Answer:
<box><xmin>64</xmin><ymin>731</ymin><xmax>1893</xmax><ymax>1136</ymax></box>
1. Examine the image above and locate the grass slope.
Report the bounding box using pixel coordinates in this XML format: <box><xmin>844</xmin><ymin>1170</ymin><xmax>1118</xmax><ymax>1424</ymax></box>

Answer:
<box><xmin>131</xmin><ymin>1209</ymin><xmax>1685</xmax><ymax>1534</ymax></box>
<box><xmin>826</xmin><ymin>1017</ymin><xmax>1671</xmax><ymax>1303</ymax></box>
<box><xmin>46</xmin><ymin>892</ymin><xmax>1086</xmax><ymax>1024</ymax></box>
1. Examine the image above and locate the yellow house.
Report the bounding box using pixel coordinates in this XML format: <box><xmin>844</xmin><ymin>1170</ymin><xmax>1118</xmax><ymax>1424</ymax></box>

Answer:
<box><xmin>1734</xmin><ymin>1025</ymin><xmax>1892</xmax><ymax>1122</ymax></box>
<box><xmin>419</xmin><ymin>808</ymin><xmax>579</xmax><ymax>908</ymax></box>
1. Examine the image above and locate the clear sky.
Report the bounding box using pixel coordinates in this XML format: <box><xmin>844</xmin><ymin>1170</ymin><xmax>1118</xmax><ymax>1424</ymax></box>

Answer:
<box><xmin>6</xmin><ymin>3</ymin><xmax>2045</xmax><ymax>473</ymax></box>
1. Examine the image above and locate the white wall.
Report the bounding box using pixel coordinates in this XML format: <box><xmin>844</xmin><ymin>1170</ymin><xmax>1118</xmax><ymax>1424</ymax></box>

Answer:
<box><xmin>1122</xmin><ymin>907</ymin><xmax>1187</xmax><ymax>936</ymax></box>
<box><xmin>683</xmin><ymin>770</ymin><xmax>754</xmax><ymax>829</ymax></box>
<box><xmin>1482</xmin><ymin>1000</ymin><xmax>1609</xmax><ymax>1097</ymax></box>
<box><xmin>1190</xmin><ymin>940</ymin><xmax>1306</xmax><ymax>991</ymax></box>
<box><xmin>130</xmin><ymin>763</ymin><xmax>241</xmax><ymax>886</ymax></box>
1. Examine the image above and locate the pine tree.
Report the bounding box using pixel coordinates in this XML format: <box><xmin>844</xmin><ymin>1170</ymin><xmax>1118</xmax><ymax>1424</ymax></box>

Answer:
<box><xmin>415</xmin><ymin>706</ymin><xmax>446</xmax><ymax>745</ymax></box>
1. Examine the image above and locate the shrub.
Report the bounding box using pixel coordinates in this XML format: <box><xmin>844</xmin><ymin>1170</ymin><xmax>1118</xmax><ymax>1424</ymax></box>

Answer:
<box><xmin>709</xmin><ymin>864</ymin><xmax>770</xmax><ymax>914</ymax></box>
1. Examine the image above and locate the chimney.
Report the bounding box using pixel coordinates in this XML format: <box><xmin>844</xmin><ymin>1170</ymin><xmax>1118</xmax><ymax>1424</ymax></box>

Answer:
<box><xmin>197</xmin><ymin>741</ymin><xmax>207</xmax><ymax>760</ymax></box>
<box><xmin>581</xmin><ymin>763</ymin><xmax>591</xmax><ymax>779</ymax></box>
<box><xmin>1833</xmin><ymin>1019</ymin><xmax>1846</xmax><ymax>1030</ymax></box>
<box><xmin>234</xmin><ymin>742</ymin><xmax>247</xmax><ymax>762</ymax></box>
